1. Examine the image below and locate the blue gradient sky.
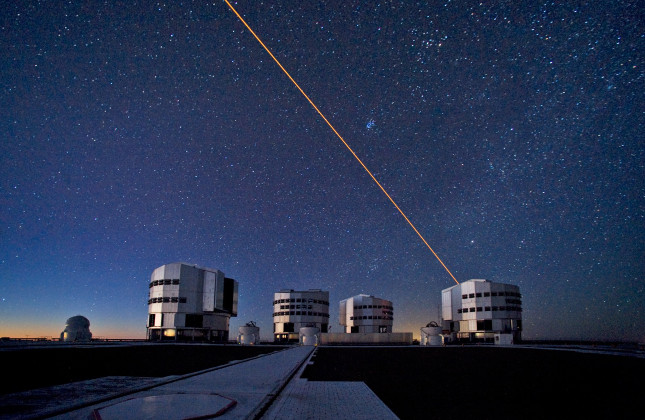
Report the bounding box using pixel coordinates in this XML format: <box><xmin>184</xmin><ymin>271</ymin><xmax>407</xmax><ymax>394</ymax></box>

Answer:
<box><xmin>1</xmin><ymin>1</ymin><xmax>643</xmax><ymax>341</ymax></box>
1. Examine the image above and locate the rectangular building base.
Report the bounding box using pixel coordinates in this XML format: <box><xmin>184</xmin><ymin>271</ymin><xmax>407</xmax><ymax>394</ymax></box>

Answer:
<box><xmin>319</xmin><ymin>332</ymin><xmax>413</xmax><ymax>345</ymax></box>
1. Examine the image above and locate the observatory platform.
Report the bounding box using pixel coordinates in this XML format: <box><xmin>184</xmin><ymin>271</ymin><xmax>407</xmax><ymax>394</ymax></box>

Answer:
<box><xmin>45</xmin><ymin>346</ymin><xmax>397</xmax><ymax>419</ymax></box>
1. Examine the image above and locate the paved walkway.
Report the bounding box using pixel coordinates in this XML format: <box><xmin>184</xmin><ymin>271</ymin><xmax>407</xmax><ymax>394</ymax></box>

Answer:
<box><xmin>49</xmin><ymin>346</ymin><xmax>313</xmax><ymax>419</ymax></box>
<box><xmin>263</xmin><ymin>349</ymin><xmax>398</xmax><ymax>419</ymax></box>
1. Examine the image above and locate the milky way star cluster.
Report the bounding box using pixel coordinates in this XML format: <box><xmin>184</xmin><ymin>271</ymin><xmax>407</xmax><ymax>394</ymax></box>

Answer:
<box><xmin>0</xmin><ymin>1</ymin><xmax>642</xmax><ymax>341</ymax></box>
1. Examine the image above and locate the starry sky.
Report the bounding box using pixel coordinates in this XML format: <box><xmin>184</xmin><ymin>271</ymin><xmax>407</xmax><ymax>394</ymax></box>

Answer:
<box><xmin>1</xmin><ymin>1</ymin><xmax>643</xmax><ymax>341</ymax></box>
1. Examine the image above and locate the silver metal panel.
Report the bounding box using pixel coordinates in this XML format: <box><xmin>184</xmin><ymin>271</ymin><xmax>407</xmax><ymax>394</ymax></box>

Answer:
<box><xmin>203</xmin><ymin>271</ymin><xmax>216</xmax><ymax>311</ymax></box>
<box><xmin>442</xmin><ymin>289</ymin><xmax>452</xmax><ymax>320</ymax></box>
<box><xmin>231</xmin><ymin>281</ymin><xmax>238</xmax><ymax>315</ymax></box>
<box><xmin>215</xmin><ymin>271</ymin><xmax>225</xmax><ymax>309</ymax></box>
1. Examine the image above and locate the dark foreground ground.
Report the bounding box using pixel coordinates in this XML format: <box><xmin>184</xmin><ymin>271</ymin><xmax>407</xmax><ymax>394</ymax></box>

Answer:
<box><xmin>301</xmin><ymin>346</ymin><xmax>644</xmax><ymax>420</ymax></box>
<box><xmin>0</xmin><ymin>343</ymin><xmax>284</xmax><ymax>395</ymax></box>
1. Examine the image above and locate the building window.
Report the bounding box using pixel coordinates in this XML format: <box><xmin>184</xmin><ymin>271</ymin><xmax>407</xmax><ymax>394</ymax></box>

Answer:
<box><xmin>484</xmin><ymin>306</ymin><xmax>491</xmax><ymax>311</ymax></box>
<box><xmin>469</xmin><ymin>308</ymin><xmax>475</xmax><ymax>312</ymax></box>
<box><xmin>284</xmin><ymin>322</ymin><xmax>294</xmax><ymax>333</ymax></box>
<box><xmin>379</xmin><ymin>326</ymin><xmax>387</xmax><ymax>333</ymax></box>
<box><xmin>148</xmin><ymin>314</ymin><xmax>155</xmax><ymax>327</ymax></box>
<box><xmin>484</xmin><ymin>292</ymin><xmax>490</xmax><ymax>297</ymax></box>
<box><xmin>469</xmin><ymin>293</ymin><xmax>475</xmax><ymax>298</ymax></box>
<box><xmin>185</xmin><ymin>314</ymin><xmax>203</xmax><ymax>328</ymax></box>
<box><xmin>477</xmin><ymin>320</ymin><xmax>493</xmax><ymax>331</ymax></box>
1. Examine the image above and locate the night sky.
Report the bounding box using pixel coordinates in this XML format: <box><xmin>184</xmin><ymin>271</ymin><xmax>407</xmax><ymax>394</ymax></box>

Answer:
<box><xmin>1</xmin><ymin>1</ymin><xmax>643</xmax><ymax>341</ymax></box>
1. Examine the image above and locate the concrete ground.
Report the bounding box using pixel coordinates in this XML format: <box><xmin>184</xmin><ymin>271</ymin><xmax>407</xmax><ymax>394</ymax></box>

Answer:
<box><xmin>2</xmin><ymin>343</ymin><xmax>643</xmax><ymax>419</ymax></box>
<box><xmin>33</xmin><ymin>346</ymin><xmax>397</xmax><ymax>419</ymax></box>
<box><xmin>301</xmin><ymin>345</ymin><xmax>645</xmax><ymax>419</ymax></box>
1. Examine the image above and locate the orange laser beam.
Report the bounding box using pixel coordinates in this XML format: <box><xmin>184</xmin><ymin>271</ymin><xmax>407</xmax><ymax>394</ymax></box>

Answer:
<box><xmin>224</xmin><ymin>0</ymin><xmax>459</xmax><ymax>285</ymax></box>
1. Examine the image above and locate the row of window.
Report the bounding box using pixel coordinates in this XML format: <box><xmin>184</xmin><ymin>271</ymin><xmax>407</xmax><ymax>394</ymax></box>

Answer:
<box><xmin>150</xmin><ymin>279</ymin><xmax>180</xmax><ymax>287</ymax></box>
<box><xmin>273</xmin><ymin>298</ymin><xmax>329</xmax><ymax>305</ymax></box>
<box><xmin>349</xmin><ymin>315</ymin><xmax>394</xmax><ymax>321</ymax></box>
<box><xmin>462</xmin><ymin>291</ymin><xmax>521</xmax><ymax>299</ymax></box>
<box><xmin>353</xmin><ymin>305</ymin><xmax>393</xmax><ymax>310</ymax></box>
<box><xmin>147</xmin><ymin>313</ymin><xmax>207</xmax><ymax>329</ymax></box>
<box><xmin>458</xmin><ymin>306</ymin><xmax>522</xmax><ymax>313</ymax></box>
<box><xmin>275</xmin><ymin>322</ymin><xmax>329</xmax><ymax>334</ymax></box>
<box><xmin>273</xmin><ymin>311</ymin><xmax>330</xmax><ymax>318</ymax></box>
<box><xmin>278</xmin><ymin>304</ymin><xmax>322</xmax><ymax>310</ymax></box>
<box><xmin>446</xmin><ymin>319</ymin><xmax>523</xmax><ymax>333</ymax></box>
<box><xmin>148</xmin><ymin>297</ymin><xmax>187</xmax><ymax>304</ymax></box>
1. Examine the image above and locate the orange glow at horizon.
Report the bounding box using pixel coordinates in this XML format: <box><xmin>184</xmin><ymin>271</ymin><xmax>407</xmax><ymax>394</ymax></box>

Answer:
<box><xmin>224</xmin><ymin>0</ymin><xmax>459</xmax><ymax>285</ymax></box>
<box><xmin>0</xmin><ymin>323</ymin><xmax>146</xmax><ymax>340</ymax></box>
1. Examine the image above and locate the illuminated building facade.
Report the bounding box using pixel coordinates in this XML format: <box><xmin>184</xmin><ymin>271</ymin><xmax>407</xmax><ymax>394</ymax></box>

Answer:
<box><xmin>147</xmin><ymin>263</ymin><xmax>238</xmax><ymax>342</ymax></box>
<box><xmin>339</xmin><ymin>294</ymin><xmax>394</xmax><ymax>333</ymax></box>
<box><xmin>441</xmin><ymin>279</ymin><xmax>522</xmax><ymax>343</ymax></box>
<box><xmin>272</xmin><ymin>289</ymin><xmax>329</xmax><ymax>342</ymax></box>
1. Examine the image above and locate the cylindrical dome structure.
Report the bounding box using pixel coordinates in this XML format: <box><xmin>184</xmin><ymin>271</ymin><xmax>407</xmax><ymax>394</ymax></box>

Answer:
<box><xmin>238</xmin><ymin>324</ymin><xmax>260</xmax><ymax>345</ymax></box>
<box><xmin>299</xmin><ymin>327</ymin><xmax>320</xmax><ymax>346</ymax></box>
<box><xmin>60</xmin><ymin>315</ymin><xmax>92</xmax><ymax>342</ymax></box>
<box><xmin>420</xmin><ymin>322</ymin><xmax>443</xmax><ymax>346</ymax></box>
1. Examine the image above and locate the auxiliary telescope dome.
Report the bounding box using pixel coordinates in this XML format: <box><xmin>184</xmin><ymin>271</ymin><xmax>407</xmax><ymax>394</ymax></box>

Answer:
<box><xmin>60</xmin><ymin>315</ymin><xmax>92</xmax><ymax>342</ymax></box>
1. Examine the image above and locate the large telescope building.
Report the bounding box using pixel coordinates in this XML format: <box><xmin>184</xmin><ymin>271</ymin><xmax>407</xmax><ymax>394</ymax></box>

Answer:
<box><xmin>441</xmin><ymin>278</ymin><xmax>522</xmax><ymax>343</ymax></box>
<box><xmin>147</xmin><ymin>263</ymin><xmax>238</xmax><ymax>342</ymax></box>
<box><xmin>272</xmin><ymin>289</ymin><xmax>330</xmax><ymax>342</ymax></box>
<box><xmin>339</xmin><ymin>294</ymin><xmax>394</xmax><ymax>333</ymax></box>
